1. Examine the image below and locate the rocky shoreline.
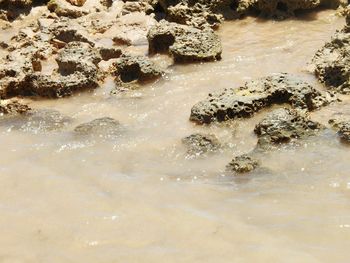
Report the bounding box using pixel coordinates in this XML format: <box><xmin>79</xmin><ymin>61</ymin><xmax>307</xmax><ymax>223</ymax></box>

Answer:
<box><xmin>1</xmin><ymin>0</ymin><xmax>350</xmax><ymax>175</ymax></box>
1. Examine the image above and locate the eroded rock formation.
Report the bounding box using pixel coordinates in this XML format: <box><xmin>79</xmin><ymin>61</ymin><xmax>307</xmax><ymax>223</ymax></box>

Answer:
<box><xmin>190</xmin><ymin>73</ymin><xmax>334</xmax><ymax>124</ymax></box>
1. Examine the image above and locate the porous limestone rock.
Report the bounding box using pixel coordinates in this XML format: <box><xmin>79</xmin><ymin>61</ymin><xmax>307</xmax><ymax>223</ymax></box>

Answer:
<box><xmin>182</xmin><ymin>133</ymin><xmax>220</xmax><ymax>157</ymax></box>
<box><xmin>147</xmin><ymin>20</ymin><xmax>222</xmax><ymax>63</ymax></box>
<box><xmin>254</xmin><ymin>108</ymin><xmax>324</xmax><ymax>147</ymax></box>
<box><xmin>190</xmin><ymin>73</ymin><xmax>333</xmax><ymax>124</ymax></box>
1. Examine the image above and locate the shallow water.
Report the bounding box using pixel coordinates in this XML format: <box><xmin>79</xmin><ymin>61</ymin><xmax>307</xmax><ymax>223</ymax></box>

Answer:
<box><xmin>1</xmin><ymin>10</ymin><xmax>350</xmax><ymax>263</ymax></box>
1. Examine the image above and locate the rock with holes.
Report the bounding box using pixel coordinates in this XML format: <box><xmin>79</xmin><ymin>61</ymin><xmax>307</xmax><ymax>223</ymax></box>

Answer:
<box><xmin>156</xmin><ymin>0</ymin><xmax>345</xmax><ymax>24</ymax></box>
<box><xmin>182</xmin><ymin>133</ymin><xmax>220</xmax><ymax>157</ymax></box>
<box><xmin>254</xmin><ymin>108</ymin><xmax>324</xmax><ymax>148</ymax></box>
<box><xmin>190</xmin><ymin>73</ymin><xmax>334</xmax><ymax>124</ymax></box>
<box><xmin>99</xmin><ymin>47</ymin><xmax>122</xmax><ymax>61</ymax></box>
<box><xmin>0</xmin><ymin>32</ymin><xmax>53</xmax><ymax>98</ymax></box>
<box><xmin>74</xmin><ymin>117</ymin><xmax>123</xmax><ymax>139</ymax></box>
<box><xmin>147</xmin><ymin>20</ymin><xmax>222</xmax><ymax>63</ymax></box>
<box><xmin>226</xmin><ymin>153</ymin><xmax>259</xmax><ymax>174</ymax></box>
<box><xmin>21</xmin><ymin>72</ymin><xmax>99</xmax><ymax>98</ymax></box>
<box><xmin>329</xmin><ymin>118</ymin><xmax>350</xmax><ymax>143</ymax></box>
<box><xmin>113</xmin><ymin>54</ymin><xmax>163</xmax><ymax>84</ymax></box>
<box><xmin>56</xmin><ymin>41</ymin><xmax>101</xmax><ymax>76</ymax></box>
<box><xmin>0</xmin><ymin>99</ymin><xmax>31</xmax><ymax>115</ymax></box>
<box><xmin>311</xmin><ymin>19</ymin><xmax>350</xmax><ymax>94</ymax></box>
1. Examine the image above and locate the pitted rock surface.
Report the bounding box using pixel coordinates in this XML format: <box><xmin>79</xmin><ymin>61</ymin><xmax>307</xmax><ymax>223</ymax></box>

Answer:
<box><xmin>113</xmin><ymin>54</ymin><xmax>163</xmax><ymax>84</ymax></box>
<box><xmin>147</xmin><ymin>20</ymin><xmax>222</xmax><ymax>63</ymax></box>
<box><xmin>99</xmin><ymin>47</ymin><xmax>122</xmax><ymax>61</ymax></box>
<box><xmin>0</xmin><ymin>32</ymin><xmax>53</xmax><ymax>98</ymax></box>
<box><xmin>153</xmin><ymin>0</ymin><xmax>345</xmax><ymax>27</ymax></box>
<box><xmin>182</xmin><ymin>133</ymin><xmax>220</xmax><ymax>157</ymax></box>
<box><xmin>226</xmin><ymin>154</ymin><xmax>259</xmax><ymax>174</ymax></box>
<box><xmin>56</xmin><ymin>41</ymin><xmax>101</xmax><ymax>76</ymax></box>
<box><xmin>190</xmin><ymin>73</ymin><xmax>333</xmax><ymax>124</ymax></box>
<box><xmin>329</xmin><ymin>118</ymin><xmax>350</xmax><ymax>143</ymax></box>
<box><xmin>311</xmin><ymin>19</ymin><xmax>350</xmax><ymax>94</ymax></box>
<box><xmin>0</xmin><ymin>99</ymin><xmax>31</xmax><ymax>114</ymax></box>
<box><xmin>254</xmin><ymin>108</ymin><xmax>324</xmax><ymax>147</ymax></box>
<box><xmin>22</xmin><ymin>72</ymin><xmax>99</xmax><ymax>98</ymax></box>
<box><xmin>74</xmin><ymin>117</ymin><xmax>123</xmax><ymax>139</ymax></box>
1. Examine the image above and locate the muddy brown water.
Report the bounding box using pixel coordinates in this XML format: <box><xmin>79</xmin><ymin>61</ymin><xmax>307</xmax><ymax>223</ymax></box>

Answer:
<box><xmin>1</xmin><ymin>10</ymin><xmax>350</xmax><ymax>263</ymax></box>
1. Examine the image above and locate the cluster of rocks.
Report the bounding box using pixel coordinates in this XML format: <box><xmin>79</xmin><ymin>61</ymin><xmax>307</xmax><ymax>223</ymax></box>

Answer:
<box><xmin>0</xmin><ymin>105</ymin><xmax>123</xmax><ymax>139</ymax></box>
<box><xmin>0</xmin><ymin>11</ymin><xmax>165</xmax><ymax>97</ymax></box>
<box><xmin>147</xmin><ymin>0</ymin><xmax>347</xmax><ymax>29</ymax></box>
<box><xmin>0</xmin><ymin>0</ymin><xmax>350</xmax><ymax>177</ymax></box>
<box><xmin>186</xmin><ymin>74</ymin><xmax>333</xmax><ymax>174</ymax></box>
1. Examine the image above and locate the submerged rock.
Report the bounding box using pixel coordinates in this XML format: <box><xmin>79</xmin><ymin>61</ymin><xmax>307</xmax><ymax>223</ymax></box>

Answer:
<box><xmin>22</xmin><ymin>72</ymin><xmax>99</xmax><ymax>98</ymax></box>
<box><xmin>190</xmin><ymin>73</ymin><xmax>333</xmax><ymax>124</ymax></box>
<box><xmin>0</xmin><ymin>99</ymin><xmax>31</xmax><ymax>115</ymax></box>
<box><xmin>311</xmin><ymin>19</ymin><xmax>350</xmax><ymax>94</ymax></box>
<box><xmin>1</xmin><ymin>109</ymin><xmax>71</xmax><ymax>133</ymax></box>
<box><xmin>113</xmin><ymin>54</ymin><xmax>163</xmax><ymax>84</ymax></box>
<box><xmin>329</xmin><ymin>118</ymin><xmax>350</xmax><ymax>143</ymax></box>
<box><xmin>254</xmin><ymin>108</ymin><xmax>324</xmax><ymax>147</ymax></box>
<box><xmin>226</xmin><ymin>153</ymin><xmax>259</xmax><ymax>174</ymax></box>
<box><xmin>74</xmin><ymin>117</ymin><xmax>123</xmax><ymax>139</ymax></box>
<box><xmin>147</xmin><ymin>20</ymin><xmax>222</xmax><ymax>63</ymax></box>
<box><xmin>182</xmin><ymin>133</ymin><xmax>220</xmax><ymax>157</ymax></box>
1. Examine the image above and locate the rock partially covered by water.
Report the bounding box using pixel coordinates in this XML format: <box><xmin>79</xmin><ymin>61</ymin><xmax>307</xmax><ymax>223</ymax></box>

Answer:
<box><xmin>1</xmin><ymin>109</ymin><xmax>71</xmax><ymax>133</ymax></box>
<box><xmin>311</xmin><ymin>22</ymin><xmax>350</xmax><ymax>94</ymax></box>
<box><xmin>165</xmin><ymin>1</ymin><xmax>224</xmax><ymax>29</ymax></box>
<box><xmin>190</xmin><ymin>73</ymin><xmax>333</xmax><ymax>124</ymax></box>
<box><xmin>226</xmin><ymin>153</ymin><xmax>259</xmax><ymax>174</ymax></box>
<box><xmin>329</xmin><ymin>118</ymin><xmax>350</xmax><ymax>143</ymax></box>
<box><xmin>0</xmin><ymin>99</ymin><xmax>31</xmax><ymax>115</ymax></box>
<box><xmin>56</xmin><ymin>41</ymin><xmax>101</xmax><ymax>76</ymax></box>
<box><xmin>74</xmin><ymin>117</ymin><xmax>123</xmax><ymax>139</ymax></box>
<box><xmin>16</xmin><ymin>42</ymin><xmax>100</xmax><ymax>98</ymax></box>
<box><xmin>256</xmin><ymin>0</ymin><xmax>343</xmax><ymax>18</ymax></box>
<box><xmin>113</xmin><ymin>54</ymin><xmax>163</xmax><ymax>84</ymax></box>
<box><xmin>147</xmin><ymin>20</ymin><xmax>222</xmax><ymax>63</ymax></box>
<box><xmin>182</xmin><ymin>133</ymin><xmax>220</xmax><ymax>157</ymax></box>
<box><xmin>254</xmin><ymin>108</ymin><xmax>324</xmax><ymax>147</ymax></box>
<box><xmin>154</xmin><ymin>0</ymin><xmax>345</xmax><ymax>26</ymax></box>
<box><xmin>23</xmin><ymin>72</ymin><xmax>99</xmax><ymax>97</ymax></box>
